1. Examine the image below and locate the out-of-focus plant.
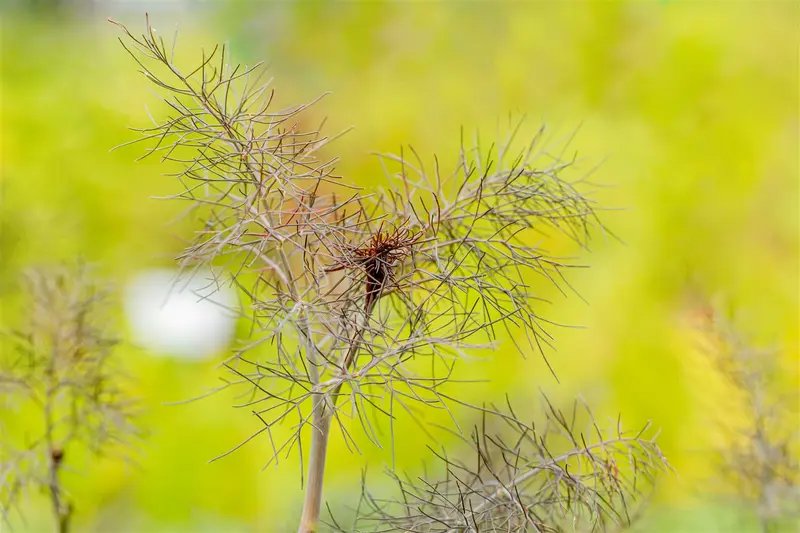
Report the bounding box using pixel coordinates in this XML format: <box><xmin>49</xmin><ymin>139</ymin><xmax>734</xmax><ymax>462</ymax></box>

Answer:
<box><xmin>0</xmin><ymin>264</ymin><xmax>139</xmax><ymax>533</ymax></box>
<box><xmin>110</xmin><ymin>15</ymin><xmax>669</xmax><ymax>533</ymax></box>
<box><xmin>698</xmin><ymin>308</ymin><xmax>799</xmax><ymax>532</ymax></box>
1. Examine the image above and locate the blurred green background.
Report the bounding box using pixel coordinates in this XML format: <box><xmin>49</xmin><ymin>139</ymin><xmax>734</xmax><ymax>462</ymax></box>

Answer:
<box><xmin>1</xmin><ymin>1</ymin><xmax>798</xmax><ymax>532</ymax></box>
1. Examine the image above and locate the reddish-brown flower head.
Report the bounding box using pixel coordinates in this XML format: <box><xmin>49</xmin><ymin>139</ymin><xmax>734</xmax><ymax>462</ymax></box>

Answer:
<box><xmin>326</xmin><ymin>224</ymin><xmax>422</xmax><ymax>312</ymax></box>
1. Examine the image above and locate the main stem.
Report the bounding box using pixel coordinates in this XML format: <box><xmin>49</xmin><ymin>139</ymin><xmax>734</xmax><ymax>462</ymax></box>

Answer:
<box><xmin>45</xmin><ymin>361</ymin><xmax>71</xmax><ymax>533</ymax></box>
<box><xmin>48</xmin><ymin>453</ymin><xmax>71</xmax><ymax>533</ymax></box>
<box><xmin>297</xmin><ymin>308</ymin><xmax>372</xmax><ymax>533</ymax></box>
<box><xmin>297</xmin><ymin>402</ymin><xmax>332</xmax><ymax>533</ymax></box>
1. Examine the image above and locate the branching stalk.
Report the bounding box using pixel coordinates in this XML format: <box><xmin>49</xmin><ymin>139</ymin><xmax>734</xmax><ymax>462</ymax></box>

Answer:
<box><xmin>301</xmin><ymin>298</ymin><xmax>377</xmax><ymax>532</ymax></box>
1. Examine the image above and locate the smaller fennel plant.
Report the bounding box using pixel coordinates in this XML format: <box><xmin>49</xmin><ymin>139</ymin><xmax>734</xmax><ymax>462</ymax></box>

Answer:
<box><xmin>0</xmin><ymin>264</ymin><xmax>139</xmax><ymax>533</ymax></box>
<box><xmin>694</xmin><ymin>304</ymin><xmax>799</xmax><ymax>533</ymax></box>
<box><xmin>111</xmin><ymin>15</ymin><xmax>669</xmax><ymax>533</ymax></box>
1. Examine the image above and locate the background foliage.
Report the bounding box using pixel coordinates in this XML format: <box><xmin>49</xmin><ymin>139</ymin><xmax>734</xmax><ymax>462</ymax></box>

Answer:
<box><xmin>1</xmin><ymin>1</ymin><xmax>797</xmax><ymax>531</ymax></box>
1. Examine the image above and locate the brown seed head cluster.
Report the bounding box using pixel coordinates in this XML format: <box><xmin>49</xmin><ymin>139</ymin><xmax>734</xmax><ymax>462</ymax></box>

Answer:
<box><xmin>326</xmin><ymin>225</ymin><xmax>422</xmax><ymax>312</ymax></box>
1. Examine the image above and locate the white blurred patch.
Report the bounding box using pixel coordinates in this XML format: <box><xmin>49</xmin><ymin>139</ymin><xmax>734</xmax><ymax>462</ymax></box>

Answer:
<box><xmin>124</xmin><ymin>269</ymin><xmax>237</xmax><ymax>360</ymax></box>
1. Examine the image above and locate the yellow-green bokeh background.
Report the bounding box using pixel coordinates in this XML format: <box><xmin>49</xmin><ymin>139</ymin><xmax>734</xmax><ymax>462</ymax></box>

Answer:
<box><xmin>1</xmin><ymin>1</ymin><xmax>798</xmax><ymax>532</ymax></box>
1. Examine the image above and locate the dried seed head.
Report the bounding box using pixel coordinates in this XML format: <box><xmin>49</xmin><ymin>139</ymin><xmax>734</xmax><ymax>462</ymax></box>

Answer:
<box><xmin>326</xmin><ymin>224</ymin><xmax>422</xmax><ymax>312</ymax></box>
